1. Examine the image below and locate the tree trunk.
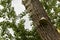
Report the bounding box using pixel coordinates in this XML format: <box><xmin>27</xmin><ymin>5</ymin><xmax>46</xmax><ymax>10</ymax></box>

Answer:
<box><xmin>22</xmin><ymin>0</ymin><xmax>60</xmax><ymax>40</ymax></box>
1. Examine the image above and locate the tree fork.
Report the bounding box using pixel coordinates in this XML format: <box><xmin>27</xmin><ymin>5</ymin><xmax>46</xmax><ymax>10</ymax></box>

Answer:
<box><xmin>22</xmin><ymin>0</ymin><xmax>60</xmax><ymax>40</ymax></box>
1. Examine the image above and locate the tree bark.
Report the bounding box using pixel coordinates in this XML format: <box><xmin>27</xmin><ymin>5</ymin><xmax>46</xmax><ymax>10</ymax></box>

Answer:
<box><xmin>22</xmin><ymin>0</ymin><xmax>60</xmax><ymax>40</ymax></box>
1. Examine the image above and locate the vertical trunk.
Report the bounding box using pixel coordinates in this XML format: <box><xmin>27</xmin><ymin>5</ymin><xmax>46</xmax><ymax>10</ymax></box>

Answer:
<box><xmin>22</xmin><ymin>0</ymin><xmax>60</xmax><ymax>40</ymax></box>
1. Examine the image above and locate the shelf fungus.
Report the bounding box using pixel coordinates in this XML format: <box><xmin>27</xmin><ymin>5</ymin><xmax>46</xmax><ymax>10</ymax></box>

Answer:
<box><xmin>39</xmin><ymin>17</ymin><xmax>48</xmax><ymax>27</ymax></box>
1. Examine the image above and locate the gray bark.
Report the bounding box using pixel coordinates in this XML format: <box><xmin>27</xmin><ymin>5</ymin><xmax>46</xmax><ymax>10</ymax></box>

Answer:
<box><xmin>22</xmin><ymin>0</ymin><xmax>60</xmax><ymax>40</ymax></box>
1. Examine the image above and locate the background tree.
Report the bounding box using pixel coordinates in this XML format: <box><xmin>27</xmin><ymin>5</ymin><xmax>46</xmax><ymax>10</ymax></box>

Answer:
<box><xmin>0</xmin><ymin>0</ymin><xmax>60</xmax><ymax>40</ymax></box>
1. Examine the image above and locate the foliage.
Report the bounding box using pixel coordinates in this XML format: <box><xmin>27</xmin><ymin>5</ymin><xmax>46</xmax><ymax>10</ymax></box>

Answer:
<box><xmin>0</xmin><ymin>0</ymin><xmax>42</xmax><ymax>40</ymax></box>
<box><xmin>41</xmin><ymin>0</ymin><xmax>60</xmax><ymax>29</ymax></box>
